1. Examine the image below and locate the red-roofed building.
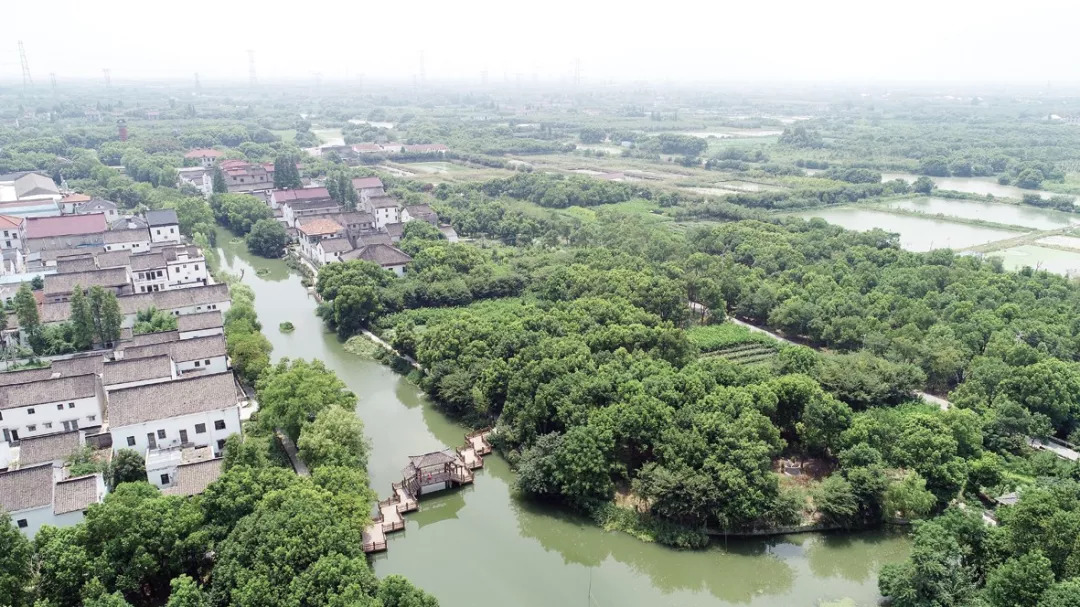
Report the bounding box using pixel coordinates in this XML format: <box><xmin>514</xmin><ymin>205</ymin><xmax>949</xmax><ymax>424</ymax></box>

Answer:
<box><xmin>297</xmin><ymin>218</ymin><xmax>349</xmax><ymax>265</ymax></box>
<box><xmin>21</xmin><ymin>213</ymin><xmax>108</xmax><ymax>253</ymax></box>
<box><xmin>269</xmin><ymin>187</ymin><xmax>331</xmax><ymax>209</ymax></box>
<box><xmin>184</xmin><ymin>149</ymin><xmax>224</xmax><ymax>168</ymax></box>
<box><xmin>219</xmin><ymin>160</ymin><xmax>273</xmax><ymax>194</ymax></box>
<box><xmin>0</xmin><ymin>215</ymin><xmax>23</xmax><ymax>250</ymax></box>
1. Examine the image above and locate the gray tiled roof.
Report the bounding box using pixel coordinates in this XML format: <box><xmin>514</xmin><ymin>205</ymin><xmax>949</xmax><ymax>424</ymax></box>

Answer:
<box><xmin>124</xmin><ymin>330</ymin><xmax>179</xmax><ymax>347</ymax></box>
<box><xmin>103</xmin><ymin>229</ymin><xmax>150</xmax><ymax>244</ymax></box>
<box><xmin>356</xmin><ymin>232</ymin><xmax>392</xmax><ymax>247</ymax></box>
<box><xmin>319</xmin><ymin>238</ymin><xmax>354</xmax><ymax>253</ymax></box>
<box><xmin>95</xmin><ymin>250</ymin><xmax>133</xmax><ymax>268</ymax></box>
<box><xmin>341</xmin><ymin>243</ymin><xmax>411</xmax><ymax>267</ymax></box>
<box><xmin>44</xmin><ymin>267</ymin><xmax>130</xmax><ymax>296</ymax></box>
<box><xmin>163</xmin><ymin>458</ymin><xmax>224</xmax><ymax>497</ymax></box>
<box><xmin>130</xmin><ymin>252</ymin><xmax>166</xmax><ymax>271</ymax></box>
<box><xmin>109</xmin><ymin>216</ymin><xmax>147</xmax><ymax>231</ymax></box>
<box><xmin>0</xmin><ymin>366</ymin><xmax>56</xmax><ymax>387</ymax></box>
<box><xmin>53</xmin><ymin>474</ymin><xmax>101</xmax><ymax>514</ymax></box>
<box><xmin>334</xmin><ymin>211</ymin><xmax>375</xmax><ymax>227</ymax></box>
<box><xmin>287</xmin><ymin>199</ymin><xmax>341</xmax><ymax>211</ymax></box>
<box><xmin>107</xmin><ymin>372</ymin><xmax>239</xmax><ymax>427</ymax></box>
<box><xmin>41</xmin><ymin>284</ymin><xmax>229</xmax><ymax>324</ymax></box>
<box><xmin>103</xmin><ymin>354</ymin><xmax>173</xmax><ymax>386</ymax></box>
<box><xmin>384</xmin><ymin>222</ymin><xmax>404</xmax><ymax>237</ymax></box>
<box><xmin>55</xmin><ymin>256</ymin><xmax>99</xmax><ymax>274</ymax></box>
<box><xmin>0</xmin><ymin>374</ymin><xmax>98</xmax><ymax>410</ymax></box>
<box><xmin>121</xmin><ymin>334</ymin><xmax>225</xmax><ymax>364</ymax></box>
<box><xmin>50</xmin><ymin>355</ymin><xmax>106</xmax><ymax>377</ymax></box>
<box><xmin>19</xmin><ymin>431</ymin><xmax>82</xmax><ymax>466</ymax></box>
<box><xmin>366</xmin><ymin>196</ymin><xmax>399</xmax><ymax>209</ymax></box>
<box><xmin>0</xmin><ymin>465</ymin><xmax>53</xmax><ymax>512</ymax></box>
<box><xmin>177</xmin><ymin>311</ymin><xmax>223</xmax><ymax>332</ymax></box>
<box><xmin>146</xmin><ymin>209</ymin><xmax>179</xmax><ymax>227</ymax></box>
<box><xmin>77</xmin><ymin>199</ymin><xmax>117</xmax><ymax>213</ymax></box>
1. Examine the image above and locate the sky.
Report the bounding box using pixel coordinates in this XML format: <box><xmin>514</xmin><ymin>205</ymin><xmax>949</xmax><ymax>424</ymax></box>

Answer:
<box><xmin>2</xmin><ymin>0</ymin><xmax>1077</xmax><ymax>86</ymax></box>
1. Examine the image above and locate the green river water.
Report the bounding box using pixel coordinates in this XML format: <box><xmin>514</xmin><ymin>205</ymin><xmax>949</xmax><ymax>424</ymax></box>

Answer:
<box><xmin>216</xmin><ymin>230</ymin><xmax>911</xmax><ymax>607</ymax></box>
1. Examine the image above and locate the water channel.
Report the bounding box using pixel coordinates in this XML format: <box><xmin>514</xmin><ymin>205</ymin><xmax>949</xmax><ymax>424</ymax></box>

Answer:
<box><xmin>881</xmin><ymin>172</ymin><xmax>1056</xmax><ymax>200</ymax></box>
<box><xmin>215</xmin><ymin>229</ymin><xmax>911</xmax><ymax>607</ymax></box>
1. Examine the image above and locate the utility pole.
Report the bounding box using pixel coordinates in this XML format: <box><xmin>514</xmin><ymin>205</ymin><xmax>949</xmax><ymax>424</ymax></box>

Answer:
<box><xmin>194</xmin><ymin>72</ymin><xmax>201</xmax><ymax>94</ymax></box>
<box><xmin>102</xmin><ymin>68</ymin><xmax>112</xmax><ymax>90</ymax></box>
<box><xmin>247</xmin><ymin>49</ymin><xmax>257</xmax><ymax>86</ymax></box>
<box><xmin>18</xmin><ymin>41</ymin><xmax>32</xmax><ymax>89</ymax></box>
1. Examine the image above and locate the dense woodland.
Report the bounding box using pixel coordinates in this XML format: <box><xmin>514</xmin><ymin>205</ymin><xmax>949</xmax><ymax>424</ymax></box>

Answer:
<box><xmin>5</xmin><ymin>83</ymin><xmax>1080</xmax><ymax>606</ymax></box>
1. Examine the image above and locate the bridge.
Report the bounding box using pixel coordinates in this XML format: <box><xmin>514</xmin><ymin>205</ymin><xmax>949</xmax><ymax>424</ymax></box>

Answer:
<box><xmin>362</xmin><ymin>429</ymin><xmax>493</xmax><ymax>553</ymax></box>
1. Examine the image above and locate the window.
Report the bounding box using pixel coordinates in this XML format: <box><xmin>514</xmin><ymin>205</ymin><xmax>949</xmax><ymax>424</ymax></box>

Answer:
<box><xmin>214</xmin><ymin>420</ymin><xmax>226</xmax><ymax>430</ymax></box>
<box><xmin>68</xmin><ymin>403</ymin><xmax>74</xmax><ymax>408</ymax></box>
<box><xmin>156</xmin><ymin>229</ymin><xmax>161</xmax><ymax>235</ymax></box>
<box><xmin>217</xmin><ymin>439</ymin><xmax>226</xmax><ymax>451</ymax></box>
<box><xmin>87</xmin><ymin>415</ymin><xmax>96</xmax><ymax>422</ymax></box>
<box><xmin>194</xmin><ymin>361</ymin><xmax>200</xmax><ymax>367</ymax></box>
<box><xmin>157</xmin><ymin>429</ymin><xmax>166</xmax><ymax>439</ymax></box>
<box><xmin>16</xmin><ymin>519</ymin><xmax>27</xmax><ymax>529</ymax></box>
<box><xmin>27</xmin><ymin>425</ymin><xmax>36</xmax><ymax>432</ymax></box>
<box><xmin>44</xmin><ymin>422</ymin><xmax>52</xmax><ymax>429</ymax></box>
<box><xmin>195</xmin><ymin>264</ymin><xmax>200</xmax><ymax>270</ymax></box>
<box><xmin>27</xmin><ymin>408</ymin><xmax>34</xmax><ymax>415</ymax></box>
<box><xmin>57</xmin><ymin>404</ymin><xmax>63</xmax><ymax>410</ymax></box>
<box><xmin>126</xmin><ymin>436</ymin><xmax>136</xmax><ymax>446</ymax></box>
<box><xmin>205</xmin><ymin>359</ymin><xmax>211</xmax><ymax>365</ymax></box>
<box><xmin>160</xmin><ymin>473</ymin><xmax>170</xmax><ymax>485</ymax></box>
<box><xmin>195</xmin><ymin>423</ymin><xmax>206</xmax><ymax>434</ymax></box>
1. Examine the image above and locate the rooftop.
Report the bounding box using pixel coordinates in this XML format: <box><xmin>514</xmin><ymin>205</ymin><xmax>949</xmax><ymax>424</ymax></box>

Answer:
<box><xmin>342</xmin><ymin>243</ymin><xmax>412</xmax><ymax>267</ymax></box>
<box><xmin>320</xmin><ymin>238</ymin><xmax>354</xmax><ymax>253</ymax></box>
<box><xmin>352</xmin><ymin>177</ymin><xmax>384</xmax><ymax>190</ymax></box>
<box><xmin>298</xmin><ymin>217</ymin><xmax>344</xmax><ymax>236</ymax></box>
<box><xmin>103</xmin><ymin>228</ymin><xmax>150</xmax><ymax>244</ymax></box>
<box><xmin>0</xmin><ymin>366</ymin><xmax>56</xmax><ymax>387</ymax></box>
<box><xmin>122</xmin><ymin>334</ymin><xmax>226</xmax><ymax>364</ymax></box>
<box><xmin>177</xmin><ymin>311</ymin><xmax>223</xmax><ymax>332</ymax></box>
<box><xmin>77</xmin><ymin>199</ymin><xmax>118</xmax><ymax>213</ymax></box>
<box><xmin>107</xmin><ymin>372</ymin><xmax>239</xmax><ymax>427</ymax></box>
<box><xmin>41</xmin><ymin>284</ymin><xmax>229</xmax><ymax>324</ymax></box>
<box><xmin>103</xmin><ymin>354</ymin><xmax>174</xmax><ymax>386</ymax></box>
<box><xmin>184</xmin><ymin>148</ymin><xmax>223</xmax><ymax>159</ymax></box>
<box><xmin>25</xmin><ymin>214</ymin><xmax>107</xmax><ymax>239</ymax></box>
<box><xmin>53</xmin><ymin>475</ymin><xmax>101</xmax><ymax>514</ymax></box>
<box><xmin>130</xmin><ymin>252</ymin><xmax>166</xmax><ymax>271</ymax></box>
<box><xmin>0</xmin><ymin>464</ymin><xmax>54</xmax><ymax>513</ymax></box>
<box><xmin>50</xmin><ymin>355</ymin><xmax>106</xmax><ymax>377</ymax></box>
<box><xmin>366</xmin><ymin>196</ymin><xmax>399</xmax><ymax>209</ymax></box>
<box><xmin>0</xmin><ymin>214</ymin><xmax>24</xmax><ymax>230</ymax></box>
<box><xmin>18</xmin><ymin>431</ymin><xmax>82</xmax><ymax>467</ymax></box>
<box><xmin>145</xmin><ymin>209</ymin><xmax>179</xmax><ymax>227</ymax></box>
<box><xmin>163</xmin><ymin>458</ymin><xmax>224</xmax><ymax>496</ymax></box>
<box><xmin>15</xmin><ymin>173</ymin><xmax>61</xmax><ymax>199</ymax></box>
<box><xmin>272</xmin><ymin>187</ymin><xmax>331</xmax><ymax>202</ymax></box>
<box><xmin>61</xmin><ymin>193</ymin><xmax>92</xmax><ymax>204</ymax></box>
<box><xmin>123</xmin><ymin>330</ymin><xmax>179</xmax><ymax>347</ymax></box>
<box><xmin>0</xmin><ymin>374</ymin><xmax>98</xmax><ymax>410</ymax></box>
<box><xmin>287</xmin><ymin>199</ymin><xmax>342</xmax><ymax>212</ymax></box>
<box><xmin>44</xmin><ymin>267</ymin><xmax>130</xmax><ymax>296</ymax></box>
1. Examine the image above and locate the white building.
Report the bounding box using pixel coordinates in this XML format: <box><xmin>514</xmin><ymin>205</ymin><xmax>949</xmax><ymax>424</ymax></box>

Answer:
<box><xmin>130</xmin><ymin>252</ymin><xmax>170</xmax><ymax>293</ymax></box>
<box><xmin>146</xmin><ymin>210</ymin><xmax>181</xmax><ymax>244</ymax></box>
<box><xmin>108</xmin><ymin>372</ymin><xmax>242</xmax><ymax>457</ymax></box>
<box><xmin>341</xmin><ymin>243</ymin><xmax>412</xmax><ymax>277</ymax></box>
<box><xmin>76</xmin><ymin>199</ymin><xmax>120</xmax><ymax>224</ymax></box>
<box><xmin>146</xmin><ymin>444</ymin><xmax>221</xmax><ymax>491</ymax></box>
<box><xmin>162</xmin><ymin>245</ymin><xmax>208</xmax><ymax>288</ymax></box>
<box><xmin>363</xmin><ymin>196</ymin><xmax>401</xmax><ymax>229</ymax></box>
<box><xmin>104</xmin><ymin>228</ymin><xmax>152</xmax><ymax>253</ymax></box>
<box><xmin>351</xmin><ymin>176</ymin><xmax>385</xmax><ymax>201</ymax></box>
<box><xmin>40</xmin><ymin>283</ymin><xmax>231</xmax><ymax>329</ymax></box>
<box><xmin>0</xmin><ymin>214</ymin><xmax>23</xmax><ymax>250</ymax></box>
<box><xmin>0</xmin><ymin>465</ymin><xmax>105</xmax><ymax>537</ymax></box>
<box><xmin>102</xmin><ymin>354</ymin><xmax>175</xmax><ymax>390</ymax></box>
<box><xmin>297</xmin><ymin>217</ymin><xmax>348</xmax><ymax>266</ymax></box>
<box><xmin>0</xmin><ymin>374</ymin><xmax>104</xmax><ymax>445</ymax></box>
<box><xmin>282</xmin><ymin>199</ymin><xmax>342</xmax><ymax>228</ymax></box>
<box><xmin>117</xmin><ymin>334</ymin><xmax>228</xmax><ymax>376</ymax></box>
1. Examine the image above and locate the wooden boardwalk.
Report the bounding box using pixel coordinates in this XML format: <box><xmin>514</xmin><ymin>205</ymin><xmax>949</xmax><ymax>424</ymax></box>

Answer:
<box><xmin>363</xmin><ymin>428</ymin><xmax>493</xmax><ymax>553</ymax></box>
<box><xmin>275</xmin><ymin>429</ymin><xmax>310</xmax><ymax>477</ymax></box>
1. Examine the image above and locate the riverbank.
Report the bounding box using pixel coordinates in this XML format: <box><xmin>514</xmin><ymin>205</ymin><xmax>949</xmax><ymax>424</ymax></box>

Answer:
<box><xmin>213</xmin><ymin>227</ymin><xmax>911</xmax><ymax>607</ymax></box>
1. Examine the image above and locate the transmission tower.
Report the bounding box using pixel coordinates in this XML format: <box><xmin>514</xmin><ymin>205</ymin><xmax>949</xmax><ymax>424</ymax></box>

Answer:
<box><xmin>247</xmin><ymin>50</ymin><xmax>257</xmax><ymax>86</ymax></box>
<box><xmin>102</xmin><ymin>68</ymin><xmax>112</xmax><ymax>89</ymax></box>
<box><xmin>194</xmin><ymin>72</ymin><xmax>201</xmax><ymax>93</ymax></box>
<box><xmin>49</xmin><ymin>72</ymin><xmax>57</xmax><ymax>95</ymax></box>
<box><xmin>18</xmin><ymin>41</ymin><xmax>32</xmax><ymax>88</ymax></box>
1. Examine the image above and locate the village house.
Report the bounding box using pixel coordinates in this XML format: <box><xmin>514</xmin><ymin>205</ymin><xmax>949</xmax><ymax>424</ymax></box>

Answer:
<box><xmin>401</xmin><ymin>204</ymin><xmax>438</xmax><ymax>225</ymax></box>
<box><xmin>147</xmin><ymin>444</ymin><xmax>223</xmax><ymax>495</ymax></box>
<box><xmin>1</xmin><ymin>215</ymin><xmax>23</xmax><ymax>250</ymax></box>
<box><xmin>21</xmin><ymin>213</ymin><xmax>108</xmax><ymax>253</ymax></box>
<box><xmin>269</xmin><ymin>186</ymin><xmax>332</xmax><ymax>210</ymax></box>
<box><xmin>220</xmin><ymin>159</ymin><xmax>274</xmax><ymax>194</ymax></box>
<box><xmin>116</xmin><ymin>334</ymin><xmax>229</xmax><ymax>376</ymax></box>
<box><xmin>107</xmin><ymin>371</ymin><xmax>242</xmax><ymax>457</ymax></box>
<box><xmin>363</xmin><ymin>196</ymin><xmax>401</xmax><ymax>229</ymax></box>
<box><xmin>341</xmin><ymin>243</ymin><xmax>413</xmax><ymax>276</ymax></box>
<box><xmin>75</xmin><ymin>198</ymin><xmax>120</xmax><ymax>223</ymax></box>
<box><xmin>59</xmin><ymin>193</ymin><xmax>91</xmax><ymax>215</ymax></box>
<box><xmin>0</xmin><ymin>199</ymin><xmax>61</xmax><ymax>218</ymax></box>
<box><xmin>282</xmin><ymin>198</ymin><xmax>342</xmax><ymax>228</ymax></box>
<box><xmin>297</xmin><ymin>217</ymin><xmax>349</xmax><ymax>265</ymax></box>
<box><xmin>351</xmin><ymin>176</ymin><xmax>386</xmax><ymax>201</ymax></box>
<box><xmin>147</xmin><ymin>209</ymin><xmax>182</xmax><ymax>244</ymax></box>
<box><xmin>177</xmin><ymin>311</ymin><xmax>224</xmax><ymax>339</ymax></box>
<box><xmin>102</xmin><ymin>354</ymin><xmax>176</xmax><ymax>391</ymax></box>
<box><xmin>40</xmin><ymin>283</ymin><xmax>231</xmax><ymax>329</ymax></box>
<box><xmin>14</xmin><ymin>429</ymin><xmax>84</xmax><ymax>468</ymax></box>
<box><xmin>103</xmin><ymin>228</ymin><xmax>151</xmax><ymax>252</ymax></box>
<box><xmin>0</xmin><ymin>172</ymin><xmax>63</xmax><ymax>205</ymax></box>
<box><xmin>0</xmin><ymin>373</ymin><xmax>104</xmax><ymax>446</ymax></box>
<box><xmin>184</xmin><ymin>148</ymin><xmax>224</xmax><ymax>169</ymax></box>
<box><xmin>130</xmin><ymin>252</ymin><xmax>170</xmax><ymax>293</ymax></box>
<box><xmin>177</xmin><ymin>166</ymin><xmax>212</xmax><ymax>197</ymax></box>
<box><xmin>0</xmin><ymin>464</ymin><xmax>106</xmax><ymax>537</ymax></box>
<box><xmin>42</xmin><ymin>266</ymin><xmax>133</xmax><ymax>303</ymax></box>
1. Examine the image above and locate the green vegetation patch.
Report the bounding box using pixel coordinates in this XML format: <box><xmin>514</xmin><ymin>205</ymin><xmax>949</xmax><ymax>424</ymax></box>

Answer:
<box><xmin>343</xmin><ymin>335</ymin><xmax>382</xmax><ymax>359</ymax></box>
<box><xmin>686</xmin><ymin>323</ymin><xmax>779</xmax><ymax>353</ymax></box>
<box><xmin>278</xmin><ymin>321</ymin><xmax>295</xmax><ymax>333</ymax></box>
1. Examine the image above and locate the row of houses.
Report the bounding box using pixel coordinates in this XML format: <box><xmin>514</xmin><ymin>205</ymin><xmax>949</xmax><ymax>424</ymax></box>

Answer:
<box><xmin>0</xmin><ymin>299</ymin><xmax>239</xmax><ymax>536</ymax></box>
<box><xmin>307</xmin><ymin>142</ymin><xmax>449</xmax><ymax>160</ymax></box>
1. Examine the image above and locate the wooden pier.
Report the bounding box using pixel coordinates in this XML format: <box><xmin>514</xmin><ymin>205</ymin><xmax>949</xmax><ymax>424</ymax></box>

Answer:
<box><xmin>363</xmin><ymin>428</ymin><xmax>493</xmax><ymax>553</ymax></box>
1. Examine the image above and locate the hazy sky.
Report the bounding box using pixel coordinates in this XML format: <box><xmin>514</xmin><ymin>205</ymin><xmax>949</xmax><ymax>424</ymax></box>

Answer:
<box><xmin>3</xmin><ymin>0</ymin><xmax>1076</xmax><ymax>85</ymax></box>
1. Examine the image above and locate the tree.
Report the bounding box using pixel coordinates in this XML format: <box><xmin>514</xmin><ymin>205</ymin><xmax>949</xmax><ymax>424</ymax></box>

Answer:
<box><xmin>14</xmin><ymin>283</ymin><xmax>41</xmax><ymax>349</ymax></box>
<box><xmin>984</xmin><ymin>551</ymin><xmax>1055</xmax><ymax>607</ymax></box>
<box><xmin>879</xmin><ymin>522</ymin><xmax>978</xmax><ymax>607</ymax></box>
<box><xmin>272</xmin><ymin>154</ymin><xmax>301</xmax><ymax>189</ymax></box>
<box><xmin>133</xmin><ymin>307</ymin><xmax>178</xmax><ymax>335</ymax></box>
<box><xmin>297</xmin><ymin>405</ymin><xmax>370</xmax><ymax>470</ymax></box>
<box><xmin>912</xmin><ymin>176</ymin><xmax>935</xmax><ymax>194</ymax></box>
<box><xmin>0</xmin><ymin>511</ymin><xmax>32</xmax><ymax>607</ymax></box>
<box><xmin>245</xmin><ymin>219</ymin><xmax>288</xmax><ymax>258</ymax></box>
<box><xmin>814</xmin><ymin>475</ymin><xmax>859</xmax><ymax>526</ymax></box>
<box><xmin>256</xmin><ymin>358</ymin><xmax>357</xmax><ymax>441</ymax></box>
<box><xmin>89</xmin><ymin>286</ymin><xmax>123</xmax><ymax>346</ymax></box>
<box><xmin>212</xmin><ymin>167</ymin><xmax>227</xmax><ymax>194</ymax></box>
<box><xmin>34</xmin><ymin>525</ymin><xmax>94</xmax><ymax>607</ymax></box>
<box><xmin>883</xmin><ymin>471</ymin><xmax>936</xmax><ymax>520</ymax></box>
<box><xmin>210</xmin><ymin>194</ymin><xmax>273</xmax><ymax>235</ymax></box>
<box><xmin>30</xmin><ymin>275</ymin><xmax>44</xmax><ymax>290</ymax></box>
<box><xmin>70</xmin><ymin>285</ymin><xmax>95</xmax><ymax>350</ymax></box>
<box><xmin>108</xmin><ymin>449</ymin><xmax>147</xmax><ymax>489</ymax></box>
<box><xmin>227</xmin><ymin>331</ymin><xmax>272</xmax><ymax>384</ymax></box>
<box><xmin>172</xmin><ymin>196</ymin><xmax>216</xmax><ymax>238</ymax></box>
<box><xmin>332</xmin><ymin>284</ymin><xmax>381</xmax><ymax>337</ymax></box>
<box><xmin>377</xmin><ymin>575</ymin><xmax>439</xmax><ymax>607</ymax></box>
<box><xmin>1039</xmin><ymin>579</ymin><xmax>1080</xmax><ymax>607</ymax></box>
<box><xmin>165</xmin><ymin>575</ymin><xmax>210</xmax><ymax>607</ymax></box>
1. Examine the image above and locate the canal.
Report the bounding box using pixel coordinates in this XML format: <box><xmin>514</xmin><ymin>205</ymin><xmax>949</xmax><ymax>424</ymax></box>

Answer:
<box><xmin>216</xmin><ymin>230</ymin><xmax>911</xmax><ymax>607</ymax></box>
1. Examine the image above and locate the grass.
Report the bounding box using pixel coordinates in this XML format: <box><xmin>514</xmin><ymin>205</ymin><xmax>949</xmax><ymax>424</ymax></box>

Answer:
<box><xmin>343</xmin><ymin>335</ymin><xmax>382</xmax><ymax>359</ymax></box>
<box><xmin>312</xmin><ymin>128</ymin><xmax>344</xmax><ymax>144</ymax></box>
<box><xmin>271</xmin><ymin>129</ymin><xmax>297</xmax><ymax>142</ymax></box>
